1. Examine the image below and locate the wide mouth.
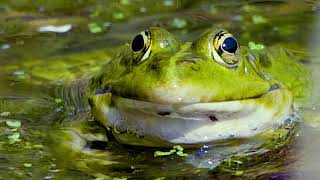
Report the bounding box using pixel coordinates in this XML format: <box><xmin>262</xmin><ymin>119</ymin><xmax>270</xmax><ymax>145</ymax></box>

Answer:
<box><xmin>108</xmin><ymin>87</ymin><xmax>293</xmax><ymax>145</ymax></box>
<box><xmin>112</xmin><ymin>82</ymin><xmax>282</xmax><ymax>108</ymax></box>
<box><xmin>113</xmin><ymin>85</ymin><xmax>283</xmax><ymax>122</ymax></box>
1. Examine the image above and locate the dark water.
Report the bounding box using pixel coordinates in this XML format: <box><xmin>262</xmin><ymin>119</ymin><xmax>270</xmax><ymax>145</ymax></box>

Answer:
<box><xmin>0</xmin><ymin>0</ymin><xmax>319</xmax><ymax>179</ymax></box>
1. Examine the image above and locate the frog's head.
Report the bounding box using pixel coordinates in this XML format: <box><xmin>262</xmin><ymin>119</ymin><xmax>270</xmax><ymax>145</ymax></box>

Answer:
<box><xmin>88</xmin><ymin>27</ymin><xmax>293</xmax><ymax>146</ymax></box>
<box><xmin>110</xmin><ymin>27</ymin><xmax>275</xmax><ymax>103</ymax></box>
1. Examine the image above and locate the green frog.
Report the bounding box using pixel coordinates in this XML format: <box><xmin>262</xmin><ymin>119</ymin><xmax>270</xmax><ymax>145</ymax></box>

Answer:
<box><xmin>84</xmin><ymin>27</ymin><xmax>308</xmax><ymax>147</ymax></box>
<box><xmin>2</xmin><ymin>27</ymin><xmax>309</xmax><ymax>178</ymax></box>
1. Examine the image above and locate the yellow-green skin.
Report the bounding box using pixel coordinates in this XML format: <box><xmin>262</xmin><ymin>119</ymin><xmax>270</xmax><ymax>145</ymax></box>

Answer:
<box><xmin>87</xmin><ymin>27</ymin><xmax>309</xmax><ymax>146</ymax></box>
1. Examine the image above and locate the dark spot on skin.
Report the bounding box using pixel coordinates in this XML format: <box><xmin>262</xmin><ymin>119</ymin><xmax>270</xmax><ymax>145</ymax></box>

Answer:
<box><xmin>217</xmin><ymin>46</ymin><xmax>223</xmax><ymax>55</ymax></box>
<box><xmin>149</xmin><ymin>58</ymin><xmax>160</xmax><ymax>70</ymax></box>
<box><xmin>298</xmin><ymin>58</ymin><xmax>309</xmax><ymax>64</ymax></box>
<box><xmin>191</xmin><ymin>66</ymin><xmax>199</xmax><ymax>71</ymax></box>
<box><xmin>86</xmin><ymin>141</ymin><xmax>108</xmax><ymax>150</ymax></box>
<box><xmin>259</xmin><ymin>52</ymin><xmax>272</xmax><ymax>68</ymax></box>
<box><xmin>217</xmin><ymin>31</ymin><xmax>227</xmax><ymax>40</ymax></box>
<box><xmin>213</xmin><ymin>31</ymin><xmax>226</xmax><ymax>42</ymax></box>
<box><xmin>209</xmin><ymin>115</ymin><xmax>218</xmax><ymax>122</ymax></box>
<box><xmin>144</xmin><ymin>30</ymin><xmax>149</xmax><ymax>37</ymax></box>
<box><xmin>158</xmin><ymin>112</ymin><xmax>171</xmax><ymax>116</ymax></box>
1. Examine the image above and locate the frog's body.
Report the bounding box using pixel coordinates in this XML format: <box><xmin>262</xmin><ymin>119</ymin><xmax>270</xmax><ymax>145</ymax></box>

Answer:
<box><xmin>85</xmin><ymin>27</ymin><xmax>308</xmax><ymax>147</ymax></box>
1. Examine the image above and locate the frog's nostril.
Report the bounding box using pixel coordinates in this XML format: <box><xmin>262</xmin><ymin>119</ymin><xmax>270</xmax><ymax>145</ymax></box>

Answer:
<box><xmin>270</xmin><ymin>83</ymin><xmax>281</xmax><ymax>91</ymax></box>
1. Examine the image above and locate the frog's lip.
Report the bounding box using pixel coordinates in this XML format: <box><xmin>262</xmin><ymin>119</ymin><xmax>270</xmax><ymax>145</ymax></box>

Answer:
<box><xmin>106</xmin><ymin>87</ymin><xmax>292</xmax><ymax>145</ymax></box>
<box><xmin>114</xmin><ymin>82</ymin><xmax>281</xmax><ymax>105</ymax></box>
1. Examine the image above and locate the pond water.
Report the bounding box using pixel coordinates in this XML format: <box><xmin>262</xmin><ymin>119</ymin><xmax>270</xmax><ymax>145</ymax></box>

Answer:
<box><xmin>0</xmin><ymin>0</ymin><xmax>319</xmax><ymax>179</ymax></box>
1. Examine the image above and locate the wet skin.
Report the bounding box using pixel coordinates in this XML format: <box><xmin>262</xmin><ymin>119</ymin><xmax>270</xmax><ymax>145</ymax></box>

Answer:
<box><xmin>86</xmin><ymin>27</ymin><xmax>308</xmax><ymax>147</ymax></box>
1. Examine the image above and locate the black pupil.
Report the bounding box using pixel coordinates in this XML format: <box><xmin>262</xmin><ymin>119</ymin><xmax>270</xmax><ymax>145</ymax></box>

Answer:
<box><xmin>131</xmin><ymin>34</ymin><xmax>145</xmax><ymax>52</ymax></box>
<box><xmin>221</xmin><ymin>37</ymin><xmax>238</xmax><ymax>53</ymax></box>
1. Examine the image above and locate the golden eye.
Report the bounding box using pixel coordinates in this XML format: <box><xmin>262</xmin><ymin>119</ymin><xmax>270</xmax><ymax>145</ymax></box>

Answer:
<box><xmin>131</xmin><ymin>30</ymin><xmax>151</xmax><ymax>61</ymax></box>
<box><xmin>212</xmin><ymin>30</ymin><xmax>240</xmax><ymax>68</ymax></box>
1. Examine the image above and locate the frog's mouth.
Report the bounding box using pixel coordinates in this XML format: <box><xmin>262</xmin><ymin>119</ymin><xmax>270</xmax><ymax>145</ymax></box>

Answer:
<box><xmin>102</xmin><ymin>86</ymin><xmax>292</xmax><ymax>146</ymax></box>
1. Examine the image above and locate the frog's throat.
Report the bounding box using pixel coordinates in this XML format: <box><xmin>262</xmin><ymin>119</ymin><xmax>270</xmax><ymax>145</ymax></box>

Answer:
<box><xmin>96</xmin><ymin>88</ymin><xmax>292</xmax><ymax>146</ymax></box>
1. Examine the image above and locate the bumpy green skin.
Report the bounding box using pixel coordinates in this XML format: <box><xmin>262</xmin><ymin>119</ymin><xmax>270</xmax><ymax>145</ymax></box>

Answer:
<box><xmin>248</xmin><ymin>47</ymin><xmax>310</xmax><ymax>99</ymax></box>
<box><xmin>89</xmin><ymin>28</ymin><xmax>272</xmax><ymax>103</ymax></box>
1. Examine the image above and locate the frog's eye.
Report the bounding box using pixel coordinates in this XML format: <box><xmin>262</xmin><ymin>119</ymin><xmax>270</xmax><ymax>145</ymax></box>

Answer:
<box><xmin>131</xmin><ymin>30</ymin><xmax>151</xmax><ymax>61</ymax></box>
<box><xmin>212</xmin><ymin>30</ymin><xmax>240</xmax><ymax>68</ymax></box>
<box><xmin>131</xmin><ymin>34</ymin><xmax>145</xmax><ymax>52</ymax></box>
<box><xmin>221</xmin><ymin>37</ymin><xmax>238</xmax><ymax>53</ymax></box>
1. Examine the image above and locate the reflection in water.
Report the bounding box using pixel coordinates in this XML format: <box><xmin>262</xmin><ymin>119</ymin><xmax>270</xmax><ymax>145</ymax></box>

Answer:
<box><xmin>300</xmin><ymin>9</ymin><xmax>320</xmax><ymax>180</ymax></box>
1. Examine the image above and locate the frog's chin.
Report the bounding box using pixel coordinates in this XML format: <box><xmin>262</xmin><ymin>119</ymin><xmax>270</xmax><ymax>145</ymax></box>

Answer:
<box><xmin>103</xmin><ymin>88</ymin><xmax>292</xmax><ymax>147</ymax></box>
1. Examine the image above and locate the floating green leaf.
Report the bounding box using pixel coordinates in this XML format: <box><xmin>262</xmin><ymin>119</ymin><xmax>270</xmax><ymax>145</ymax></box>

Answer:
<box><xmin>234</xmin><ymin>170</ymin><xmax>244</xmax><ymax>176</ymax></box>
<box><xmin>55</xmin><ymin>98</ymin><xmax>63</xmax><ymax>104</ymax></box>
<box><xmin>0</xmin><ymin>112</ymin><xmax>10</xmax><ymax>117</ymax></box>
<box><xmin>33</xmin><ymin>144</ymin><xmax>44</xmax><ymax>149</ymax></box>
<box><xmin>251</xmin><ymin>15</ymin><xmax>268</xmax><ymax>24</ymax></box>
<box><xmin>176</xmin><ymin>151</ymin><xmax>188</xmax><ymax>157</ymax></box>
<box><xmin>8</xmin><ymin>132</ymin><xmax>21</xmax><ymax>144</ymax></box>
<box><xmin>120</xmin><ymin>0</ymin><xmax>130</xmax><ymax>5</ymax></box>
<box><xmin>248</xmin><ymin>41</ymin><xmax>265</xmax><ymax>50</ymax></box>
<box><xmin>154</xmin><ymin>149</ymin><xmax>176</xmax><ymax>157</ymax></box>
<box><xmin>154</xmin><ymin>145</ymin><xmax>188</xmax><ymax>157</ymax></box>
<box><xmin>5</xmin><ymin>120</ymin><xmax>21</xmax><ymax>128</ymax></box>
<box><xmin>113</xmin><ymin>12</ymin><xmax>125</xmax><ymax>20</ymax></box>
<box><xmin>88</xmin><ymin>23</ymin><xmax>103</xmax><ymax>34</ymax></box>
<box><xmin>23</xmin><ymin>163</ymin><xmax>32</xmax><ymax>168</ymax></box>
<box><xmin>173</xmin><ymin>145</ymin><xmax>184</xmax><ymax>151</ymax></box>
<box><xmin>171</xmin><ymin>18</ymin><xmax>187</xmax><ymax>29</ymax></box>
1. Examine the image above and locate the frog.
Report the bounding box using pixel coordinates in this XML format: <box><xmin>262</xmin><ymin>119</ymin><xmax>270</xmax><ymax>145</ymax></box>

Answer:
<box><xmin>84</xmin><ymin>27</ymin><xmax>309</xmax><ymax>147</ymax></box>
<box><xmin>1</xmin><ymin>27</ymin><xmax>309</xmax><ymax>178</ymax></box>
